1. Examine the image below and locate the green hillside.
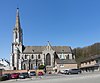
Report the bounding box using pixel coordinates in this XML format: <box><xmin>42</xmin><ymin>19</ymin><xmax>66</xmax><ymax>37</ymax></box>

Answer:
<box><xmin>73</xmin><ymin>43</ymin><xmax>100</xmax><ymax>63</ymax></box>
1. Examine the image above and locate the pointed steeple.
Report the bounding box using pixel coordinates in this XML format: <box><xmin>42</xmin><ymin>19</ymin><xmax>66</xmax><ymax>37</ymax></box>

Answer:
<box><xmin>46</xmin><ymin>41</ymin><xmax>54</xmax><ymax>51</ymax></box>
<box><xmin>13</xmin><ymin>8</ymin><xmax>23</xmax><ymax>44</ymax></box>
<box><xmin>15</xmin><ymin>8</ymin><xmax>21</xmax><ymax>29</ymax></box>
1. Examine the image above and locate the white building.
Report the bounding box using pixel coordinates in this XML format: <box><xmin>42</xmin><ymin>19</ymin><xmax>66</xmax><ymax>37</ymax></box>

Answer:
<box><xmin>10</xmin><ymin>8</ymin><xmax>77</xmax><ymax>71</ymax></box>
<box><xmin>0</xmin><ymin>58</ymin><xmax>10</xmax><ymax>70</ymax></box>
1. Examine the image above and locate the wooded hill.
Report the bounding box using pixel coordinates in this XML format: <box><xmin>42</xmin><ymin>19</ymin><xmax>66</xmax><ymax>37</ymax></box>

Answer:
<box><xmin>73</xmin><ymin>43</ymin><xmax>100</xmax><ymax>63</ymax></box>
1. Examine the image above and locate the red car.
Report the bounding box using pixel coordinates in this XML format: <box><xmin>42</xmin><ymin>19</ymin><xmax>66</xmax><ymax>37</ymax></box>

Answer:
<box><xmin>38</xmin><ymin>72</ymin><xmax>44</xmax><ymax>76</ymax></box>
<box><xmin>11</xmin><ymin>73</ymin><xmax>19</xmax><ymax>79</ymax></box>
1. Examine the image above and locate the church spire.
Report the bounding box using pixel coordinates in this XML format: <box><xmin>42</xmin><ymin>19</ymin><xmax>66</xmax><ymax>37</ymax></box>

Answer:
<box><xmin>13</xmin><ymin>8</ymin><xmax>23</xmax><ymax>44</ymax></box>
<box><xmin>15</xmin><ymin>8</ymin><xmax>21</xmax><ymax>29</ymax></box>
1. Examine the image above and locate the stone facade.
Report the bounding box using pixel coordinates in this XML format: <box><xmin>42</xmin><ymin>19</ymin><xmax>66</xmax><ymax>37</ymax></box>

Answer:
<box><xmin>10</xmin><ymin>8</ymin><xmax>77</xmax><ymax>70</ymax></box>
<box><xmin>80</xmin><ymin>55</ymin><xmax>100</xmax><ymax>72</ymax></box>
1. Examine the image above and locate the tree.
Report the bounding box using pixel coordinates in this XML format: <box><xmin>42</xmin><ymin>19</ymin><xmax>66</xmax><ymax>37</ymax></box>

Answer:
<box><xmin>73</xmin><ymin>42</ymin><xmax>100</xmax><ymax>63</ymax></box>
<box><xmin>38</xmin><ymin>65</ymin><xmax>45</xmax><ymax>69</ymax></box>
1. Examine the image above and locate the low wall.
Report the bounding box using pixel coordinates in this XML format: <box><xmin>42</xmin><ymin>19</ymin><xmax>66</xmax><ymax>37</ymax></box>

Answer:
<box><xmin>2</xmin><ymin>70</ymin><xmax>44</xmax><ymax>74</ymax></box>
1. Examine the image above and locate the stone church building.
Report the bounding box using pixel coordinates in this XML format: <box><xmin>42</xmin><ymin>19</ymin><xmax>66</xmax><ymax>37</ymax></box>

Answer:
<box><xmin>10</xmin><ymin>8</ymin><xmax>77</xmax><ymax>71</ymax></box>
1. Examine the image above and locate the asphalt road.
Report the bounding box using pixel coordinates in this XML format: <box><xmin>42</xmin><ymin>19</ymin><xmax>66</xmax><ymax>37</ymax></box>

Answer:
<box><xmin>1</xmin><ymin>71</ymin><xmax>100</xmax><ymax>83</ymax></box>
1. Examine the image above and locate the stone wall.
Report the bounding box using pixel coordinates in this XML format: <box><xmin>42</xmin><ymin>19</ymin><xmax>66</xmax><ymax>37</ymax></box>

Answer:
<box><xmin>2</xmin><ymin>69</ymin><xmax>44</xmax><ymax>74</ymax></box>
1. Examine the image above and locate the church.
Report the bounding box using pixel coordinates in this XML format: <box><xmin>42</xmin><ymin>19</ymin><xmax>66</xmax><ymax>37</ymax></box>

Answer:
<box><xmin>10</xmin><ymin>8</ymin><xmax>77</xmax><ymax>71</ymax></box>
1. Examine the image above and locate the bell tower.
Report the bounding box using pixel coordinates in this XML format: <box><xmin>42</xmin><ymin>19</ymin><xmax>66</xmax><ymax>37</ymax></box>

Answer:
<box><xmin>13</xmin><ymin>8</ymin><xmax>23</xmax><ymax>46</ymax></box>
<box><xmin>10</xmin><ymin>8</ymin><xmax>23</xmax><ymax>70</ymax></box>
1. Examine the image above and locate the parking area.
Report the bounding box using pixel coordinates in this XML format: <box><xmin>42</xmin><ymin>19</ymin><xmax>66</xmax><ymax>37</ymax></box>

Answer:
<box><xmin>1</xmin><ymin>71</ymin><xmax>100</xmax><ymax>82</ymax></box>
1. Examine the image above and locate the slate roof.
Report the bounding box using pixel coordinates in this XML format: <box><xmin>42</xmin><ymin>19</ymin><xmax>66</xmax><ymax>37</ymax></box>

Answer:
<box><xmin>52</xmin><ymin>46</ymin><xmax>71</xmax><ymax>53</ymax></box>
<box><xmin>55</xmin><ymin>59</ymin><xmax>77</xmax><ymax>64</ymax></box>
<box><xmin>23</xmin><ymin>46</ymin><xmax>72</xmax><ymax>54</ymax></box>
<box><xmin>81</xmin><ymin>55</ymin><xmax>100</xmax><ymax>63</ymax></box>
<box><xmin>23</xmin><ymin>46</ymin><xmax>44</xmax><ymax>54</ymax></box>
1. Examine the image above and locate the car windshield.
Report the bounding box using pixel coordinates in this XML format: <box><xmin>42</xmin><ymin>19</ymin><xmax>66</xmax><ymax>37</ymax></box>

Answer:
<box><xmin>12</xmin><ymin>73</ymin><xmax>18</xmax><ymax>75</ymax></box>
<box><xmin>22</xmin><ymin>72</ymin><xmax>28</xmax><ymax>74</ymax></box>
<box><xmin>20</xmin><ymin>73</ymin><xmax>24</xmax><ymax>75</ymax></box>
<box><xmin>30</xmin><ymin>71</ymin><xmax>35</xmax><ymax>73</ymax></box>
<box><xmin>71</xmin><ymin>69</ymin><xmax>79</xmax><ymax>70</ymax></box>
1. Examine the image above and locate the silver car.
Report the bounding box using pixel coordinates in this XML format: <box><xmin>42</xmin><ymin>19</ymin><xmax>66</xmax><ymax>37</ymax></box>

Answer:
<box><xmin>67</xmin><ymin>69</ymin><xmax>81</xmax><ymax>74</ymax></box>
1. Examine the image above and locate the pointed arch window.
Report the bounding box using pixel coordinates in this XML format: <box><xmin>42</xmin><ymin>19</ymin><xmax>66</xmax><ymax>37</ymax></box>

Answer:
<box><xmin>15</xmin><ymin>31</ymin><xmax>18</xmax><ymax>39</ymax></box>
<box><xmin>31</xmin><ymin>64</ymin><xmax>33</xmax><ymax>70</ymax></box>
<box><xmin>23</xmin><ymin>64</ymin><xmax>26</xmax><ymax>70</ymax></box>
<box><xmin>38</xmin><ymin>54</ymin><xmax>41</xmax><ymax>59</ymax></box>
<box><xmin>60</xmin><ymin>55</ymin><xmax>62</xmax><ymax>58</ymax></box>
<box><xmin>31</xmin><ymin>55</ymin><xmax>34</xmax><ymax>59</ymax></box>
<box><xmin>25</xmin><ymin>55</ymin><xmax>27</xmax><ymax>59</ymax></box>
<box><xmin>66</xmin><ymin>54</ymin><xmax>69</xmax><ymax>59</ymax></box>
<box><xmin>18</xmin><ymin>54</ymin><xmax>20</xmax><ymax>59</ymax></box>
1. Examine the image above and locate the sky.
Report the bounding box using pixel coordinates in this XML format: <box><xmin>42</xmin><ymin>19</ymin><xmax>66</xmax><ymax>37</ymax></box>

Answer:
<box><xmin>0</xmin><ymin>0</ymin><xmax>100</xmax><ymax>60</ymax></box>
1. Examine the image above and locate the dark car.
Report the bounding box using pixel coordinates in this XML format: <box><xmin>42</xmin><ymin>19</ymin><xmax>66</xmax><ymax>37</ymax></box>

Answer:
<box><xmin>11</xmin><ymin>73</ymin><xmax>19</xmax><ymax>79</ymax></box>
<box><xmin>67</xmin><ymin>69</ymin><xmax>81</xmax><ymax>74</ymax></box>
<box><xmin>2</xmin><ymin>73</ymin><xmax>11</xmax><ymax>80</ymax></box>
<box><xmin>21</xmin><ymin>72</ymin><xmax>29</xmax><ymax>78</ymax></box>
<box><xmin>30</xmin><ymin>71</ymin><xmax>36</xmax><ymax>76</ymax></box>
<box><xmin>19</xmin><ymin>73</ymin><xmax>25</xmax><ymax>79</ymax></box>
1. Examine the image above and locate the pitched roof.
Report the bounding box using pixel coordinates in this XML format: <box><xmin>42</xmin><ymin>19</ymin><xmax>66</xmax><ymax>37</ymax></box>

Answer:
<box><xmin>52</xmin><ymin>46</ymin><xmax>71</xmax><ymax>53</ymax></box>
<box><xmin>23</xmin><ymin>46</ymin><xmax>72</xmax><ymax>54</ymax></box>
<box><xmin>55</xmin><ymin>59</ymin><xmax>77</xmax><ymax>64</ymax></box>
<box><xmin>23</xmin><ymin>46</ymin><xmax>45</xmax><ymax>54</ymax></box>
<box><xmin>81</xmin><ymin>55</ymin><xmax>100</xmax><ymax>63</ymax></box>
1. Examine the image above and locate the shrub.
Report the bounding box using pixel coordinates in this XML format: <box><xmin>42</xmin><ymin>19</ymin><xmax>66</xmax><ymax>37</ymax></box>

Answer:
<box><xmin>38</xmin><ymin>65</ymin><xmax>45</xmax><ymax>69</ymax></box>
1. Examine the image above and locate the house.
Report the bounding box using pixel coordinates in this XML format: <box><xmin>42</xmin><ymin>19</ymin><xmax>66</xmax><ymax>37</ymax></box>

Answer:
<box><xmin>79</xmin><ymin>55</ymin><xmax>100</xmax><ymax>72</ymax></box>
<box><xmin>0</xmin><ymin>58</ymin><xmax>10</xmax><ymax>70</ymax></box>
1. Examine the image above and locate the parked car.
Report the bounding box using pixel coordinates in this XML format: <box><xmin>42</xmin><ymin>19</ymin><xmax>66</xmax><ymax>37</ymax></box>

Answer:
<box><xmin>19</xmin><ymin>72</ymin><xmax>29</xmax><ymax>79</ymax></box>
<box><xmin>30</xmin><ymin>71</ymin><xmax>36</xmax><ymax>76</ymax></box>
<box><xmin>2</xmin><ymin>73</ymin><xmax>11</xmax><ymax>80</ymax></box>
<box><xmin>38</xmin><ymin>71</ymin><xmax>44</xmax><ymax>76</ymax></box>
<box><xmin>11</xmin><ymin>73</ymin><xmax>19</xmax><ymax>79</ymax></box>
<box><xmin>22</xmin><ymin>72</ymin><xmax>29</xmax><ymax>78</ymax></box>
<box><xmin>0</xmin><ymin>76</ymin><xmax>8</xmax><ymax>81</ymax></box>
<box><xmin>67</xmin><ymin>69</ymin><xmax>81</xmax><ymax>74</ymax></box>
<box><xmin>58</xmin><ymin>69</ymin><xmax>69</xmax><ymax>74</ymax></box>
<box><xmin>19</xmin><ymin>73</ymin><xmax>25</xmax><ymax>79</ymax></box>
